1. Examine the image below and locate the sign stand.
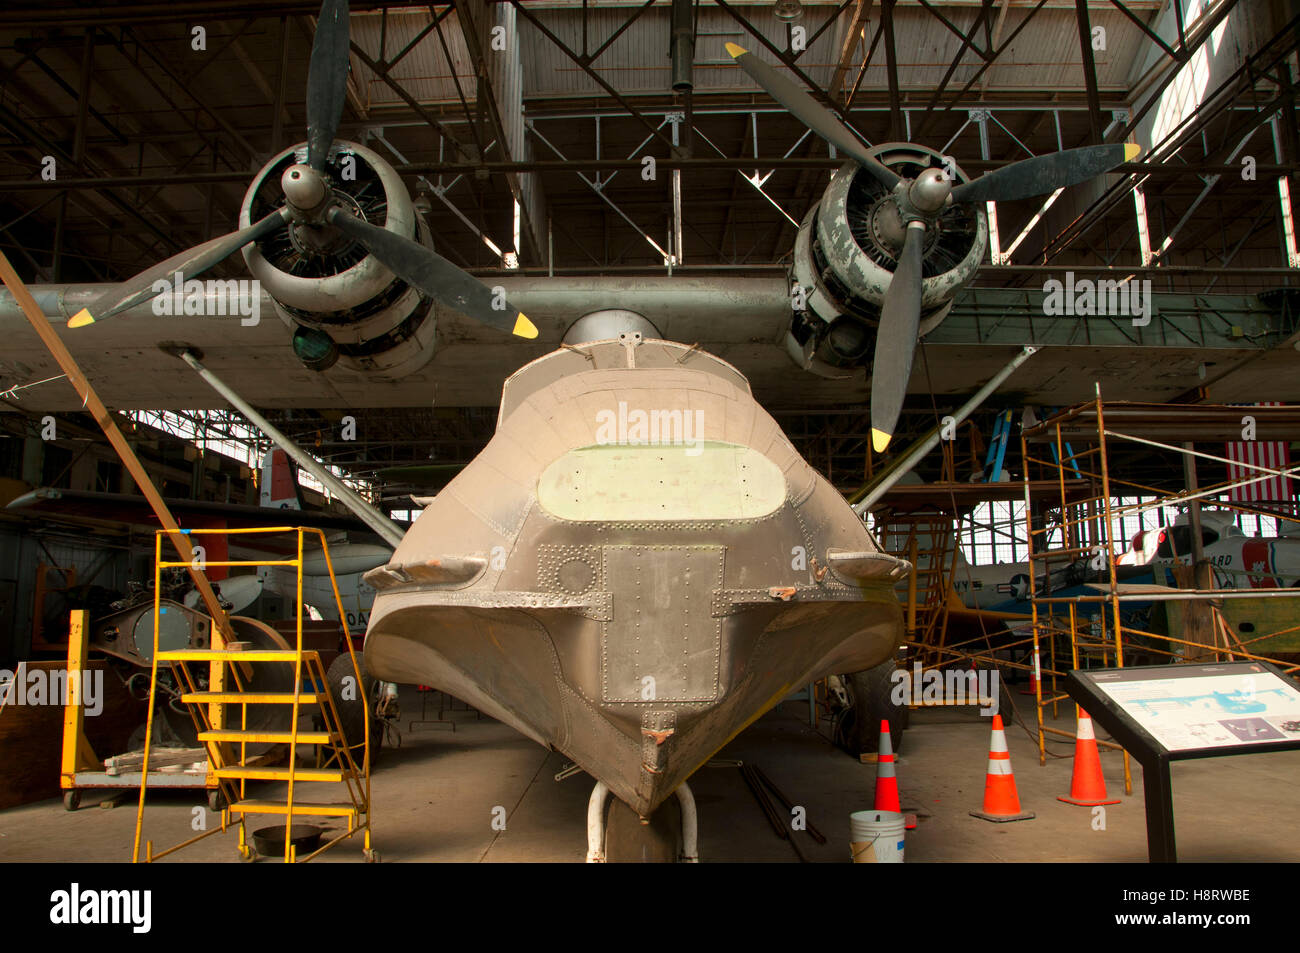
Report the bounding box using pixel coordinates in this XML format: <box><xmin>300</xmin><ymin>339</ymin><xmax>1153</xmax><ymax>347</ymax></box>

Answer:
<box><xmin>1066</xmin><ymin>661</ymin><xmax>1300</xmax><ymax>863</ymax></box>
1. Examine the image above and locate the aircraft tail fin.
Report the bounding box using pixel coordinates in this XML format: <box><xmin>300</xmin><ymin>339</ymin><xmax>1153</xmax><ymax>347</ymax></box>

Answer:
<box><xmin>260</xmin><ymin>449</ymin><xmax>303</xmax><ymax>510</ymax></box>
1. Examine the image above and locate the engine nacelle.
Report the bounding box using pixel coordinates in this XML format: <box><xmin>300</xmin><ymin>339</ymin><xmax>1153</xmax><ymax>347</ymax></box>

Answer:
<box><xmin>239</xmin><ymin>141</ymin><xmax>437</xmax><ymax>379</ymax></box>
<box><xmin>788</xmin><ymin>143</ymin><xmax>987</xmax><ymax>378</ymax></box>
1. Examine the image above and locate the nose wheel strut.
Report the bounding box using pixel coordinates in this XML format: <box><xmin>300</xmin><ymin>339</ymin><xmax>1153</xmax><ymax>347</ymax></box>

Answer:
<box><xmin>585</xmin><ymin>780</ymin><xmax>699</xmax><ymax>863</ymax></box>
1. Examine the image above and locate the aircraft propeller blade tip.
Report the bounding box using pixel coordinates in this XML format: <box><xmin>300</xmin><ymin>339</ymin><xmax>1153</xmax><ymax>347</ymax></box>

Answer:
<box><xmin>725</xmin><ymin>42</ymin><xmax>748</xmax><ymax>58</ymax></box>
<box><xmin>513</xmin><ymin>313</ymin><xmax>538</xmax><ymax>339</ymax></box>
<box><xmin>1124</xmin><ymin>143</ymin><xmax>1141</xmax><ymax>160</ymax></box>
<box><xmin>871</xmin><ymin>429</ymin><xmax>891</xmax><ymax>453</ymax></box>
<box><xmin>68</xmin><ymin>308</ymin><xmax>95</xmax><ymax>329</ymax></box>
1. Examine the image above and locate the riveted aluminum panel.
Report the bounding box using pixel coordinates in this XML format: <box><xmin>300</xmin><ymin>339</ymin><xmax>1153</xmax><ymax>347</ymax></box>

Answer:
<box><xmin>601</xmin><ymin>545</ymin><xmax>724</xmax><ymax>704</ymax></box>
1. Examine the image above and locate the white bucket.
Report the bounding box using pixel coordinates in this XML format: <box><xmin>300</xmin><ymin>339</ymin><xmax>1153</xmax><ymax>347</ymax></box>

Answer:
<box><xmin>849</xmin><ymin>810</ymin><xmax>906</xmax><ymax>863</ymax></box>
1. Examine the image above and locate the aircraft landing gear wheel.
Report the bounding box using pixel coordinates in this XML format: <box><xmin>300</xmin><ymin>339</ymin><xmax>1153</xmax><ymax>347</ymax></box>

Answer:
<box><xmin>326</xmin><ymin>652</ymin><xmax>383</xmax><ymax>765</ymax></box>
<box><xmin>847</xmin><ymin>661</ymin><xmax>909</xmax><ymax>755</ymax></box>
<box><xmin>604</xmin><ymin>797</ymin><xmax>681</xmax><ymax>863</ymax></box>
<box><xmin>63</xmin><ymin>790</ymin><xmax>81</xmax><ymax>812</ymax></box>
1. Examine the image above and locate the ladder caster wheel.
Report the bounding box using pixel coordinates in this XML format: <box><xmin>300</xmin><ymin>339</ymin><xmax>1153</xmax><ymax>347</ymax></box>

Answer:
<box><xmin>364</xmin><ymin>849</ymin><xmax>381</xmax><ymax>863</ymax></box>
<box><xmin>63</xmin><ymin>790</ymin><xmax>81</xmax><ymax>812</ymax></box>
<box><xmin>208</xmin><ymin>789</ymin><xmax>227</xmax><ymax>813</ymax></box>
<box><xmin>238</xmin><ymin>845</ymin><xmax>256</xmax><ymax>863</ymax></box>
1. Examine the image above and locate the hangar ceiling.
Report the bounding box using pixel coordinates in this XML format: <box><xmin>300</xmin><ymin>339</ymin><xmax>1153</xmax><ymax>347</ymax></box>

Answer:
<box><xmin>0</xmin><ymin>0</ymin><xmax>1297</xmax><ymax>494</ymax></box>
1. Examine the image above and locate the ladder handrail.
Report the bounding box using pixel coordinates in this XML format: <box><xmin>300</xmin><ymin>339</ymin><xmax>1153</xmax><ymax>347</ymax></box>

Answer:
<box><xmin>134</xmin><ymin>525</ymin><xmax>373</xmax><ymax>863</ymax></box>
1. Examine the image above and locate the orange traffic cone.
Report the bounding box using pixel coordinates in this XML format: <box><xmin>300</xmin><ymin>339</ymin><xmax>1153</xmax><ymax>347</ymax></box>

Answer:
<box><xmin>873</xmin><ymin>720</ymin><xmax>900</xmax><ymax>812</ymax></box>
<box><xmin>873</xmin><ymin>721</ymin><xmax>917</xmax><ymax>829</ymax></box>
<box><xmin>1058</xmin><ymin>708</ymin><xmax>1120</xmax><ymax>806</ymax></box>
<box><xmin>1020</xmin><ymin>648</ymin><xmax>1040</xmax><ymax>695</ymax></box>
<box><xmin>970</xmin><ymin>714</ymin><xmax>1034</xmax><ymax>822</ymax></box>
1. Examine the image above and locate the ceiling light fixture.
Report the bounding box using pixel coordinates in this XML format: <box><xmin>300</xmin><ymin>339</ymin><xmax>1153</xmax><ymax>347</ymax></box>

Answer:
<box><xmin>774</xmin><ymin>0</ymin><xmax>803</xmax><ymax>22</ymax></box>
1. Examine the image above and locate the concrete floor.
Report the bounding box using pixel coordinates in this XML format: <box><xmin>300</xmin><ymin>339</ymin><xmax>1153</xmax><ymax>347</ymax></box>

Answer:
<box><xmin>2</xmin><ymin>686</ymin><xmax>1298</xmax><ymax>863</ymax></box>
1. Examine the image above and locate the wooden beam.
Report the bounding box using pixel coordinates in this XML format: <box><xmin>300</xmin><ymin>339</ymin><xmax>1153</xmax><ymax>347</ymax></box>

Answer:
<box><xmin>829</xmin><ymin>0</ymin><xmax>875</xmax><ymax>103</ymax></box>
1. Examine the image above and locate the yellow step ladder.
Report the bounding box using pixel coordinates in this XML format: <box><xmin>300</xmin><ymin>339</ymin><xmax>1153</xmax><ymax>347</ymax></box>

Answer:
<box><xmin>132</xmin><ymin>526</ymin><xmax>374</xmax><ymax>863</ymax></box>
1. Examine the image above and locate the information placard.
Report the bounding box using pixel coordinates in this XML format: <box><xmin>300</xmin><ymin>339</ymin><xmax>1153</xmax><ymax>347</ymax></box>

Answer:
<box><xmin>1066</xmin><ymin>662</ymin><xmax>1300</xmax><ymax>862</ymax></box>
<box><xmin>1084</xmin><ymin>663</ymin><xmax>1300</xmax><ymax>754</ymax></box>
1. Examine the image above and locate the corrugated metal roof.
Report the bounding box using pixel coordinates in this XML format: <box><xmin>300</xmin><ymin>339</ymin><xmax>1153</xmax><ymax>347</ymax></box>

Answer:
<box><xmin>346</xmin><ymin>3</ymin><xmax>1153</xmax><ymax>110</ymax></box>
<box><xmin>350</xmin><ymin>9</ymin><xmax>478</xmax><ymax>109</ymax></box>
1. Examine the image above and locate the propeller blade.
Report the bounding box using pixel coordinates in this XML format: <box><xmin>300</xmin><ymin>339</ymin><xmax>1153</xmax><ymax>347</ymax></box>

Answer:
<box><xmin>951</xmin><ymin>143</ymin><xmax>1140</xmax><ymax>205</ymax></box>
<box><xmin>69</xmin><ymin>208</ymin><xmax>289</xmax><ymax>328</ymax></box>
<box><xmin>870</xmin><ymin>221</ymin><xmax>926</xmax><ymax>453</ymax></box>
<box><xmin>725</xmin><ymin>43</ymin><xmax>900</xmax><ymax>191</ymax></box>
<box><xmin>327</xmin><ymin>207</ymin><xmax>537</xmax><ymax>339</ymax></box>
<box><xmin>306</xmin><ymin>0</ymin><xmax>351</xmax><ymax>172</ymax></box>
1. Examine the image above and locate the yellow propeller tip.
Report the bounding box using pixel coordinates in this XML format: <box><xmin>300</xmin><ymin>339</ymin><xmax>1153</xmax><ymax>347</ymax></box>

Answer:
<box><xmin>725</xmin><ymin>42</ymin><xmax>748</xmax><ymax>58</ymax></box>
<box><xmin>68</xmin><ymin>308</ymin><xmax>95</xmax><ymax>329</ymax></box>
<box><xmin>1124</xmin><ymin>143</ymin><xmax>1141</xmax><ymax>161</ymax></box>
<box><xmin>871</xmin><ymin>429</ymin><xmax>891</xmax><ymax>453</ymax></box>
<box><xmin>512</xmin><ymin>312</ymin><xmax>538</xmax><ymax>339</ymax></box>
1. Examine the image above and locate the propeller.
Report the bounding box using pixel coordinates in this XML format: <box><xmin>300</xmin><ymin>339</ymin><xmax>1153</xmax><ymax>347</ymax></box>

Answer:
<box><xmin>725</xmin><ymin>43</ymin><xmax>899</xmax><ymax>191</ymax></box>
<box><xmin>306</xmin><ymin>0</ymin><xmax>351</xmax><ymax>173</ymax></box>
<box><xmin>69</xmin><ymin>0</ymin><xmax>537</xmax><ymax>341</ymax></box>
<box><xmin>951</xmin><ymin>143</ymin><xmax>1140</xmax><ymax>205</ymax></box>
<box><xmin>328</xmin><ymin>207</ymin><xmax>536</xmax><ymax>339</ymax></box>
<box><xmin>68</xmin><ymin>209</ymin><xmax>289</xmax><ymax>328</ymax></box>
<box><xmin>870</xmin><ymin>222</ymin><xmax>925</xmax><ymax>453</ymax></box>
<box><xmin>726</xmin><ymin>45</ymin><xmax>1140</xmax><ymax>450</ymax></box>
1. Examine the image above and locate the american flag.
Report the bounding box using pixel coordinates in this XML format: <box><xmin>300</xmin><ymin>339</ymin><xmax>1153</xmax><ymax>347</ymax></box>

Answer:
<box><xmin>1225</xmin><ymin>403</ymin><xmax>1294</xmax><ymax>508</ymax></box>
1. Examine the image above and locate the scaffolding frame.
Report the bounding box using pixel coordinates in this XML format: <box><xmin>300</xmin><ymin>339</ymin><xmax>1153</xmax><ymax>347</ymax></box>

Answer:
<box><xmin>870</xmin><ymin>485</ymin><xmax>1082</xmax><ymax>707</ymax></box>
<box><xmin>1020</xmin><ymin>392</ymin><xmax>1300</xmax><ymax>792</ymax></box>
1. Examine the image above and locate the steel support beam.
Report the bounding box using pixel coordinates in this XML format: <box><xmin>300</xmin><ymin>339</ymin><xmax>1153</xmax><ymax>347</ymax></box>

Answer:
<box><xmin>713</xmin><ymin>0</ymin><xmax>859</xmax><ymax>125</ymax></box>
<box><xmin>914</xmin><ymin>0</ymin><xmax>996</xmax><ymax>140</ymax></box>
<box><xmin>0</xmin><ymin>2</ymin><xmax>401</xmax><ymax>28</ymax></box>
<box><xmin>1040</xmin><ymin>12</ymin><xmax>1289</xmax><ymax>266</ymax></box>
<box><xmin>509</xmin><ymin>0</ymin><xmax>674</xmax><ymax>151</ymax></box>
<box><xmin>3</xmin><ymin>159</ymin><xmax>1291</xmax><ymax>194</ymax></box>
<box><xmin>881</xmin><ymin>0</ymin><xmax>904</xmax><ymax>140</ymax></box>
<box><xmin>455</xmin><ymin>0</ymin><xmax>546</xmax><ymax>262</ymax></box>
<box><xmin>348</xmin><ymin>41</ymin><xmax>471</xmax><ymax>161</ymax></box>
<box><xmin>1074</xmin><ymin>0</ymin><xmax>1105</xmax><ymax>143</ymax></box>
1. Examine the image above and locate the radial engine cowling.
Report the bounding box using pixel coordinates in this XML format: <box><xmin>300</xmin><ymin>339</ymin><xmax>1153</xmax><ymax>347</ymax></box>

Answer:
<box><xmin>788</xmin><ymin>143</ymin><xmax>987</xmax><ymax>378</ymax></box>
<box><xmin>240</xmin><ymin>141</ymin><xmax>437</xmax><ymax>379</ymax></box>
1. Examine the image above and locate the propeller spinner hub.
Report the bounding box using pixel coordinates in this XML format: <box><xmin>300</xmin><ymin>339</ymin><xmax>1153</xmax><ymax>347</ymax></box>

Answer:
<box><xmin>281</xmin><ymin>163</ymin><xmax>330</xmax><ymax>214</ymax></box>
<box><xmin>908</xmin><ymin>168</ymin><xmax>952</xmax><ymax>215</ymax></box>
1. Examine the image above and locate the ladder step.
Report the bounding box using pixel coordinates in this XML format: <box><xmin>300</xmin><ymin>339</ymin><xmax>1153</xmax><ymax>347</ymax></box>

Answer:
<box><xmin>229</xmin><ymin>799</ymin><xmax>361</xmax><ymax>818</ymax></box>
<box><xmin>198</xmin><ymin>729</ymin><xmax>334</xmax><ymax>744</ymax></box>
<box><xmin>181</xmin><ymin>692</ymin><xmax>321</xmax><ymax>705</ymax></box>
<box><xmin>214</xmin><ymin>767</ymin><xmax>345</xmax><ymax>782</ymax></box>
<box><xmin>159</xmin><ymin>650</ymin><xmax>305</xmax><ymax>662</ymax></box>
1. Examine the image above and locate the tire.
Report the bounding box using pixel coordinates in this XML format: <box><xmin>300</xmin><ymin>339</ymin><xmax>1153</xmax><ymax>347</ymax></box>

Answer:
<box><xmin>63</xmin><ymin>790</ymin><xmax>81</xmax><ymax>812</ymax></box>
<box><xmin>846</xmin><ymin>661</ymin><xmax>909</xmax><ymax>755</ymax></box>
<box><xmin>605</xmin><ymin>796</ymin><xmax>681</xmax><ymax>863</ymax></box>
<box><xmin>325</xmin><ymin>652</ymin><xmax>383</xmax><ymax>765</ymax></box>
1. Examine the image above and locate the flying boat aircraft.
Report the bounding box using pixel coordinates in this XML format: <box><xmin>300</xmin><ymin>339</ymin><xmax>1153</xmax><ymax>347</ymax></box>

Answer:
<box><xmin>15</xmin><ymin>0</ymin><xmax>1140</xmax><ymax>859</ymax></box>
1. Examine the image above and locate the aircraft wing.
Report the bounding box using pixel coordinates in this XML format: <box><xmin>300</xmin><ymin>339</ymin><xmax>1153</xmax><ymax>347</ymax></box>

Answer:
<box><xmin>5</xmin><ymin>486</ymin><xmax>390</xmax><ymax>536</ymax></box>
<box><xmin>0</xmin><ymin>277</ymin><xmax>868</xmax><ymax>411</ymax></box>
<box><xmin>9</xmin><ymin>279</ymin><xmax>1295</xmax><ymax>415</ymax></box>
